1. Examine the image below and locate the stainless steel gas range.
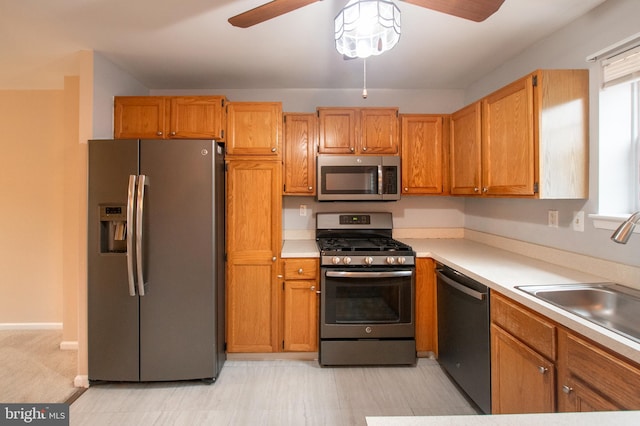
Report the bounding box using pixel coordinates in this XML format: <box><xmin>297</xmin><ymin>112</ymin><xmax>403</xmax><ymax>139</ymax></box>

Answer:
<box><xmin>316</xmin><ymin>212</ymin><xmax>417</xmax><ymax>366</ymax></box>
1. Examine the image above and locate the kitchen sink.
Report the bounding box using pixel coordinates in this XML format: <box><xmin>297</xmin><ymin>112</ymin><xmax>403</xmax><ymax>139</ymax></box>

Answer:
<box><xmin>516</xmin><ymin>283</ymin><xmax>640</xmax><ymax>344</ymax></box>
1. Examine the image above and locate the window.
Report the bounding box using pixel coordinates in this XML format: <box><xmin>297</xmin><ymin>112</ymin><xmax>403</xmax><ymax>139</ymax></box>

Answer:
<box><xmin>594</xmin><ymin>35</ymin><xmax>640</xmax><ymax>229</ymax></box>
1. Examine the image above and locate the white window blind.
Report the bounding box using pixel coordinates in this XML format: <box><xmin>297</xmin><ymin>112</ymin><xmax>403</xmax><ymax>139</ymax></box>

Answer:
<box><xmin>602</xmin><ymin>44</ymin><xmax>640</xmax><ymax>88</ymax></box>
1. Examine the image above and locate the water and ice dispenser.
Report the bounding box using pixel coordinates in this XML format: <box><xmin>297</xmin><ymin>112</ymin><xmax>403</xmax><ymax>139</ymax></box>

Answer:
<box><xmin>99</xmin><ymin>205</ymin><xmax>127</xmax><ymax>253</ymax></box>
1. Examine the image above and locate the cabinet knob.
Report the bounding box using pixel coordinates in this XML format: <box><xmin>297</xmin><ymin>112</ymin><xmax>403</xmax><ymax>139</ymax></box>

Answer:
<box><xmin>156</xmin><ymin>131</ymin><xmax>163</xmax><ymax>136</ymax></box>
<box><xmin>537</xmin><ymin>366</ymin><xmax>548</xmax><ymax>374</ymax></box>
<box><xmin>562</xmin><ymin>385</ymin><xmax>573</xmax><ymax>394</ymax></box>
<box><xmin>362</xmin><ymin>147</ymin><xmax>367</xmax><ymax>151</ymax></box>
<box><xmin>474</xmin><ymin>187</ymin><xmax>479</xmax><ymax>193</ymax></box>
<box><xmin>404</xmin><ymin>187</ymin><xmax>409</xmax><ymax>191</ymax></box>
<box><xmin>271</xmin><ymin>147</ymin><xmax>277</xmax><ymax>152</ymax></box>
<box><xmin>482</xmin><ymin>187</ymin><xmax>488</xmax><ymax>193</ymax></box>
<box><xmin>272</xmin><ymin>257</ymin><xmax>277</xmax><ymax>262</ymax></box>
<box><xmin>276</xmin><ymin>274</ymin><xmax>284</xmax><ymax>278</ymax></box>
<box><xmin>308</xmin><ymin>186</ymin><xmax>313</xmax><ymax>191</ymax></box>
<box><xmin>170</xmin><ymin>131</ymin><xmax>176</xmax><ymax>136</ymax></box>
<box><xmin>350</xmin><ymin>147</ymin><xmax>355</xmax><ymax>152</ymax></box>
<box><xmin>298</xmin><ymin>268</ymin><xmax>304</xmax><ymax>274</ymax></box>
<box><xmin>310</xmin><ymin>285</ymin><xmax>316</xmax><ymax>291</ymax></box>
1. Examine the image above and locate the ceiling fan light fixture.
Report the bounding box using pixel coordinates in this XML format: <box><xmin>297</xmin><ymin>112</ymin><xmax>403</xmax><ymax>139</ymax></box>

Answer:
<box><xmin>335</xmin><ymin>0</ymin><xmax>401</xmax><ymax>59</ymax></box>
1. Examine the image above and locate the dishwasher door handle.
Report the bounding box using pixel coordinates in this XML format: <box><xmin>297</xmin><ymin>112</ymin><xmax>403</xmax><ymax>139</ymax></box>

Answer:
<box><xmin>436</xmin><ymin>270</ymin><xmax>486</xmax><ymax>301</ymax></box>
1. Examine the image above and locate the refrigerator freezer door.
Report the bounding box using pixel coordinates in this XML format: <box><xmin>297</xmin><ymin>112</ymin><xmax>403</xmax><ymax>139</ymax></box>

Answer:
<box><xmin>88</xmin><ymin>139</ymin><xmax>141</xmax><ymax>381</ymax></box>
<box><xmin>138</xmin><ymin>139</ymin><xmax>216</xmax><ymax>381</ymax></box>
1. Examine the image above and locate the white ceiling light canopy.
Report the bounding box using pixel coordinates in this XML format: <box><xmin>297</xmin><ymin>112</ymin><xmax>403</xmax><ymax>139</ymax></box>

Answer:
<box><xmin>335</xmin><ymin>0</ymin><xmax>402</xmax><ymax>59</ymax></box>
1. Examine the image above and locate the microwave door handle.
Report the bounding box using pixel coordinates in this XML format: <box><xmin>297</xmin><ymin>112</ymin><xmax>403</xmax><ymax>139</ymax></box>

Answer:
<box><xmin>378</xmin><ymin>165</ymin><xmax>383</xmax><ymax>195</ymax></box>
<box><xmin>126</xmin><ymin>175</ymin><xmax>137</xmax><ymax>296</ymax></box>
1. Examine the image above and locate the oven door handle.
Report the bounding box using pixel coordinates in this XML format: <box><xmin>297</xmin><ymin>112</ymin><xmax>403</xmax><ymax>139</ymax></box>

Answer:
<box><xmin>326</xmin><ymin>270</ymin><xmax>413</xmax><ymax>278</ymax></box>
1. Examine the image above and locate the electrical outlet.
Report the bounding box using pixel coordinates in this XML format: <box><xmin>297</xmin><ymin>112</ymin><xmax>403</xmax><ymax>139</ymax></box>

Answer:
<box><xmin>299</xmin><ymin>204</ymin><xmax>307</xmax><ymax>217</ymax></box>
<box><xmin>548</xmin><ymin>210</ymin><xmax>559</xmax><ymax>228</ymax></box>
<box><xmin>573</xmin><ymin>211</ymin><xmax>585</xmax><ymax>232</ymax></box>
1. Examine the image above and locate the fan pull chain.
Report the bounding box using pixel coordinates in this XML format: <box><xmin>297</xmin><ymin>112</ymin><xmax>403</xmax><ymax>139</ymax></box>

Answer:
<box><xmin>362</xmin><ymin>59</ymin><xmax>368</xmax><ymax>99</ymax></box>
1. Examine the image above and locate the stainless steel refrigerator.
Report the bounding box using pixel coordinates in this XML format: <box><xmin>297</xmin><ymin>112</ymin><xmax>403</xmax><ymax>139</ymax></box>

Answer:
<box><xmin>88</xmin><ymin>139</ymin><xmax>225</xmax><ymax>382</ymax></box>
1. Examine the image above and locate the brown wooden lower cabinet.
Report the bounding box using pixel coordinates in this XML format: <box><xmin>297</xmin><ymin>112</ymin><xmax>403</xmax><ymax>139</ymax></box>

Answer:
<box><xmin>557</xmin><ymin>328</ymin><xmax>640</xmax><ymax>411</ymax></box>
<box><xmin>282</xmin><ymin>258</ymin><xmax>319</xmax><ymax>352</ymax></box>
<box><xmin>491</xmin><ymin>292</ymin><xmax>556</xmax><ymax>414</ymax></box>
<box><xmin>491</xmin><ymin>323</ymin><xmax>555</xmax><ymax>414</ymax></box>
<box><xmin>491</xmin><ymin>290</ymin><xmax>640</xmax><ymax>414</ymax></box>
<box><xmin>415</xmin><ymin>258</ymin><xmax>438</xmax><ymax>355</ymax></box>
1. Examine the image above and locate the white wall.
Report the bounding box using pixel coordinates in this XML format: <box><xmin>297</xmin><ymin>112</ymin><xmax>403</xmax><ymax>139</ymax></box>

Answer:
<box><xmin>0</xmin><ymin>90</ymin><xmax>65</xmax><ymax>323</ymax></box>
<box><xmin>93</xmin><ymin>52</ymin><xmax>149</xmax><ymax>139</ymax></box>
<box><xmin>151</xmin><ymin>88</ymin><xmax>465</xmax><ymax>114</ymax></box>
<box><xmin>462</xmin><ymin>0</ymin><xmax>640</xmax><ymax>268</ymax></box>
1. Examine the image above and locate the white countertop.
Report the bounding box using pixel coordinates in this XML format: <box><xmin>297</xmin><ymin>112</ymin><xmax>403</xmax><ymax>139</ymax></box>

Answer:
<box><xmin>281</xmin><ymin>237</ymin><xmax>640</xmax><ymax>364</ymax></box>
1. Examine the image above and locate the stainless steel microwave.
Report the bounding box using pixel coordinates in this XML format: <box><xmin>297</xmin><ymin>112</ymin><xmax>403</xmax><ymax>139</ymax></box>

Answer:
<box><xmin>316</xmin><ymin>155</ymin><xmax>401</xmax><ymax>201</ymax></box>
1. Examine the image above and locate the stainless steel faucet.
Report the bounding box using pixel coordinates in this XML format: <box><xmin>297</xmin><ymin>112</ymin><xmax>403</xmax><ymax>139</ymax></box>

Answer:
<box><xmin>611</xmin><ymin>211</ymin><xmax>640</xmax><ymax>244</ymax></box>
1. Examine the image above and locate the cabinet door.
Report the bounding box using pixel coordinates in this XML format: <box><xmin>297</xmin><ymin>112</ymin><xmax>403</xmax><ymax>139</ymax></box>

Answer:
<box><xmin>318</xmin><ymin>108</ymin><xmax>358</xmax><ymax>154</ymax></box>
<box><xmin>558</xmin><ymin>329</ymin><xmax>640</xmax><ymax>410</ymax></box>
<box><xmin>283</xmin><ymin>113</ymin><xmax>317</xmax><ymax>195</ymax></box>
<box><xmin>360</xmin><ymin>108</ymin><xmax>399</xmax><ymax>154</ymax></box>
<box><xmin>283</xmin><ymin>280</ymin><xmax>318</xmax><ymax>352</ymax></box>
<box><xmin>226</xmin><ymin>160</ymin><xmax>282</xmax><ymax>352</ymax></box>
<box><xmin>114</xmin><ymin>96</ymin><xmax>167</xmax><ymax>139</ymax></box>
<box><xmin>482</xmin><ymin>75</ymin><xmax>535</xmax><ymax>196</ymax></box>
<box><xmin>415</xmin><ymin>258</ymin><xmax>438</xmax><ymax>354</ymax></box>
<box><xmin>491</xmin><ymin>324</ymin><xmax>555</xmax><ymax>414</ymax></box>
<box><xmin>401</xmin><ymin>115</ymin><xmax>445</xmax><ymax>194</ymax></box>
<box><xmin>450</xmin><ymin>102</ymin><xmax>482</xmax><ymax>195</ymax></box>
<box><xmin>226</xmin><ymin>102</ymin><xmax>282</xmax><ymax>156</ymax></box>
<box><xmin>169</xmin><ymin>96</ymin><xmax>225</xmax><ymax>139</ymax></box>
<box><xmin>562</xmin><ymin>376</ymin><xmax>622</xmax><ymax>412</ymax></box>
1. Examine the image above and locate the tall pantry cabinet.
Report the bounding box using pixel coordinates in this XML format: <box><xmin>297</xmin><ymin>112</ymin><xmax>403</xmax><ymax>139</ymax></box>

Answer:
<box><xmin>225</xmin><ymin>102</ymin><xmax>283</xmax><ymax>353</ymax></box>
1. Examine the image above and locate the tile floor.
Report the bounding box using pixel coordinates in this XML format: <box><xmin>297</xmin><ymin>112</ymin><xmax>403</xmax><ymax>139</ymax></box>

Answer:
<box><xmin>70</xmin><ymin>358</ymin><xmax>478</xmax><ymax>425</ymax></box>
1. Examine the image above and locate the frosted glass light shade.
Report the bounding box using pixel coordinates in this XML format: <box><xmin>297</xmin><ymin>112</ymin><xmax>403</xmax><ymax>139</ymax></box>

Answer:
<box><xmin>335</xmin><ymin>0</ymin><xmax>401</xmax><ymax>59</ymax></box>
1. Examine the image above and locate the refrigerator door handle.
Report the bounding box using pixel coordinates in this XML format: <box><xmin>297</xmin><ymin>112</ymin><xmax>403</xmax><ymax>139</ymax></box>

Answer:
<box><xmin>136</xmin><ymin>174</ymin><xmax>149</xmax><ymax>296</ymax></box>
<box><xmin>126</xmin><ymin>175</ymin><xmax>137</xmax><ymax>296</ymax></box>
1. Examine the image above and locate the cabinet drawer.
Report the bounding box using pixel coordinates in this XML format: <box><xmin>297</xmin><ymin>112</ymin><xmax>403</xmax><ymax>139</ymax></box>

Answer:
<box><xmin>563</xmin><ymin>330</ymin><xmax>640</xmax><ymax>409</ymax></box>
<box><xmin>284</xmin><ymin>259</ymin><xmax>318</xmax><ymax>280</ymax></box>
<box><xmin>491</xmin><ymin>291</ymin><xmax>556</xmax><ymax>360</ymax></box>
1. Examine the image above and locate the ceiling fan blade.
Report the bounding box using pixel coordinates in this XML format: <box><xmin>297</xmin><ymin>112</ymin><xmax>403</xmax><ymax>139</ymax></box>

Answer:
<box><xmin>229</xmin><ymin>0</ymin><xmax>321</xmax><ymax>28</ymax></box>
<box><xmin>402</xmin><ymin>0</ymin><xmax>505</xmax><ymax>22</ymax></box>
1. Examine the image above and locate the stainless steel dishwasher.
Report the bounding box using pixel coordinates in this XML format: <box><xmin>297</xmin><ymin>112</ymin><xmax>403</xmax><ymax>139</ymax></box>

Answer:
<box><xmin>436</xmin><ymin>264</ymin><xmax>491</xmax><ymax>414</ymax></box>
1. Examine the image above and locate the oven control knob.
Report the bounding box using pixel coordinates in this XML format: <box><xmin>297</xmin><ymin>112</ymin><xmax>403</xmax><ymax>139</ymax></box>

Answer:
<box><xmin>343</xmin><ymin>256</ymin><xmax>352</xmax><ymax>265</ymax></box>
<box><xmin>397</xmin><ymin>257</ymin><xmax>406</xmax><ymax>265</ymax></box>
<box><xmin>386</xmin><ymin>256</ymin><xmax>396</xmax><ymax>265</ymax></box>
<box><xmin>332</xmin><ymin>256</ymin><xmax>341</xmax><ymax>265</ymax></box>
<box><xmin>364</xmin><ymin>256</ymin><xmax>374</xmax><ymax>265</ymax></box>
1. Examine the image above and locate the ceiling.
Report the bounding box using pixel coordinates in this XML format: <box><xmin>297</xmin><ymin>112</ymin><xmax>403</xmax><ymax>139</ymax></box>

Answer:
<box><xmin>0</xmin><ymin>0</ymin><xmax>607</xmax><ymax>90</ymax></box>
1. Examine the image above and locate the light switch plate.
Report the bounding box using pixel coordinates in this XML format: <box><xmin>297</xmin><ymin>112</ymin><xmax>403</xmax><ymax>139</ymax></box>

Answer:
<box><xmin>548</xmin><ymin>210</ymin><xmax>559</xmax><ymax>228</ymax></box>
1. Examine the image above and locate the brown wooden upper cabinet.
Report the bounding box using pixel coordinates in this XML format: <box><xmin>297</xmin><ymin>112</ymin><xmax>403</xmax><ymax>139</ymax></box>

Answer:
<box><xmin>400</xmin><ymin>114</ymin><xmax>449</xmax><ymax>195</ymax></box>
<box><xmin>226</xmin><ymin>102</ymin><xmax>282</xmax><ymax>157</ymax></box>
<box><xmin>113</xmin><ymin>96</ymin><xmax>226</xmax><ymax>140</ymax></box>
<box><xmin>317</xmin><ymin>107</ymin><xmax>399</xmax><ymax>155</ymax></box>
<box><xmin>450</xmin><ymin>69</ymin><xmax>589</xmax><ymax>199</ymax></box>
<box><xmin>283</xmin><ymin>113</ymin><xmax>317</xmax><ymax>196</ymax></box>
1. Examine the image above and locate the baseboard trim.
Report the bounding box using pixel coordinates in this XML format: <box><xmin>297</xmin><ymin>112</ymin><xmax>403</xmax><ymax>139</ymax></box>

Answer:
<box><xmin>74</xmin><ymin>375</ymin><xmax>89</xmax><ymax>388</ymax></box>
<box><xmin>0</xmin><ymin>322</ymin><xmax>63</xmax><ymax>330</ymax></box>
<box><xmin>60</xmin><ymin>341</ymin><xmax>78</xmax><ymax>351</ymax></box>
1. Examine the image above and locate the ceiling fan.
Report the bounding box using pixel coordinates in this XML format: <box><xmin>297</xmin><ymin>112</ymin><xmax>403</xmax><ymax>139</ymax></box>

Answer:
<box><xmin>228</xmin><ymin>0</ymin><xmax>506</xmax><ymax>28</ymax></box>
